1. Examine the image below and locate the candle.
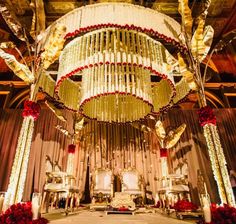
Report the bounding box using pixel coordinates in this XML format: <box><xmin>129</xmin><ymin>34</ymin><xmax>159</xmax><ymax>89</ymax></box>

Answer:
<box><xmin>0</xmin><ymin>194</ymin><xmax>4</xmax><ymax>212</ymax></box>
<box><xmin>202</xmin><ymin>197</ymin><xmax>209</xmax><ymax>207</ymax></box>
<box><xmin>32</xmin><ymin>193</ymin><xmax>40</xmax><ymax>220</ymax></box>
<box><xmin>204</xmin><ymin>183</ymin><xmax>208</xmax><ymax>195</ymax></box>
<box><xmin>202</xmin><ymin>196</ymin><xmax>211</xmax><ymax>223</ymax></box>
<box><xmin>203</xmin><ymin>206</ymin><xmax>211</xmax><ymax>223</ymax></box>
<box><xmin>154</xmin><ymin>193</ymin><xmax>159</xmax><ymax>205</ymax></box>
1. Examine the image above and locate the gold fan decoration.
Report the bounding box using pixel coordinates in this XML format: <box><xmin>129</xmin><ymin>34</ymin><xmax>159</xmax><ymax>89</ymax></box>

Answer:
<box><xmin>178</xmin><ymin>0</ymin><xmax>214</xmax><ymax>91</ymax></box>
<box><xmin>41</xmin><ymin>24</ymin><xmax>66</xmax><ymax>69</ymax></box>
<box><xmin>155</xmin><ymin>120</ymin><xmax>186</xmax><ymax>150</ymax></box>
<box><xmin>55</xmin><ymin>113</ymin><xmax>87</xmax><ymax>144</ymax></box>
<box><xmin>131</xmin><ymin>122</ymin><xmax>152</xmax><ymax>133</ymax></box>
<box><xmin>0</xmin><ymin>49</ymin><xmax>34</xmax><ymax>84</ymax></box>
<box><xmin>155</xmin><ymin>120</ymin><xmax>186</xmax><ymax>177</ymax></box>
<box><xmin>178</xmin><ymin>53</ymin><xmax>197</xmax><ymax>90</ymax></box>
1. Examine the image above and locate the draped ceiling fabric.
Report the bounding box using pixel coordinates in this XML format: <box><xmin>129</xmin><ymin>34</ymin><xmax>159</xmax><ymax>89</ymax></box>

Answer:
<box><xmin>0</xmin><ymin>109</ymin><xmax>236</xmax><ymax>203</ymax></box>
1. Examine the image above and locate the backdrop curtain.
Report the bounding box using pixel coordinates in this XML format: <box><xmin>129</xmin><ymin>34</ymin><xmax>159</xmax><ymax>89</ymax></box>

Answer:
<box><xmin>0</xmin><ymin>108</ymin><xmax>236</xmax><ymax>203</ymax></box>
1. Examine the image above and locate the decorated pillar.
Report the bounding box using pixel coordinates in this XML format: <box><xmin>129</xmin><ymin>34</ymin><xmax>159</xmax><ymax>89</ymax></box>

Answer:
<box><xmin>1</xmin><ymin>23</ymin><xmax>66</xmax><ymax>209</ymax></box>
<box><xmin>198</xmin><ymin>106</ymin><xmax>235</xmax><ymax>206</ymax></box>
<box><xmin>3</xmin><ymin>101</ymin><xmax>40</xmax><ymax>208</ymax></box>
<box><xmin>160</xmin><ymin>148</ymin><xmax>168</xmax><ymax>178</ymax></box>
<box><xmin>177</xmin><ymin>0</ymin><xmax>235</xmax><ymax>206</ymax></box>
<box><xmin>66</xmin><ymin>144</ymin><xmax>76</xmax><ymax>175</ymax></box>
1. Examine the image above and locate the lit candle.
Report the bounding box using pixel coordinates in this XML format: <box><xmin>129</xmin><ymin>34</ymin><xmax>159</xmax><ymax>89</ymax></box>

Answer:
<box><xmin>202</xmin><ymin>197</ymin><xmax>211</xmax><ymax>223</ymax></box>
<box><xmin>155</xmin><ymin>193</ymin><xmax>159</xmax><ymax>205</ymax></box>
<box><xmin>204</xmin><ymin>183</ymin><xmax>208</xmax><ymax>195</ymax></box>
<box><xmin>32</xmin><ymin>194</ymin><xmax>40</xmax><ymax>220</ymax></box>
<box><xmin>0</xmin><ymin>194</ymin><xmax>4</xmax><ymax>212</ymax></box>
<box><xmin>203</xmin><ymin>205</ymin><xmax>211</xmax><ymax>223</ymax></box>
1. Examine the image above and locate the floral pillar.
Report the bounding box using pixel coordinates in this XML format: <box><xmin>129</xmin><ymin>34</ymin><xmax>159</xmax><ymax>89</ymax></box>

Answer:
<box><xmin>160</xmin><ymin>148</ymin><xmax>168</xmax><ymax>178</ymax></box>
<box><xmin>3</xmin><ymin>101</ymin><xmax>40</xmax><ymax>209</ymax></box>
<box><xmin>66</xmin><ymin>144</ymin><xmax>76</xmax><ymax>175</ymax></box>
<box><xmin>198</xmin><ymin>106</ymin><xmax>235</xmax><ymax>206</ymax></box>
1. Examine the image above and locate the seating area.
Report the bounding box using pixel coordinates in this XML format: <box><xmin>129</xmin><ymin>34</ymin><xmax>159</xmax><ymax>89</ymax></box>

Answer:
<box><xmin>157</xmin><ymin>174</ymin><xmax>190</xmax><ymax>209</ymax></box>
<box><xmin>41</xmin><ymin>153</ymin><xmax>193</xmax><ymax>218</ymax></box>
<box><xmin>89</xmin><ymin>167</ymin><xmax>148</xmax><ymax>212</ymax></box>
<box><xmin>41</xmin><ymin>156</ymin><xmax>80</xmax><ymax>213</ymax></box>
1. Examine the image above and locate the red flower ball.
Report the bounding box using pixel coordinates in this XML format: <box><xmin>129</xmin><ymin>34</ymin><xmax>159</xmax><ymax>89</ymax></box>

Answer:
<box><xmin>198</xmin><ymin>106</ymin><xmax>216</xmax><ymax>126</ymax></box>
<box><xmin>160</xmin><ymin>148</ymin><xmax>167</xmax><ymax>158</ymax></box>
<box><xmin>68</xmin><ymin>144</ymin><xmax>76</xmax><ymax>154</ymax></box>
<box><xmin>22</xmin><ymin>100</ymin><xmax>40</xmax><ymax>121</ymax></box>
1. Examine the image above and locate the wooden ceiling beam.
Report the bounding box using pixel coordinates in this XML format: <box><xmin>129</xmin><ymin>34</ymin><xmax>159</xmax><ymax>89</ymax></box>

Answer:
<box><xmin>204</xmin><ymin>82</ymin><xmax>236</xmax><ymax>88</ymax></box>
<box><xmin>0</xmin><ymin>81</ymin><xmax>28</xmax><ymax>87</ymax></box>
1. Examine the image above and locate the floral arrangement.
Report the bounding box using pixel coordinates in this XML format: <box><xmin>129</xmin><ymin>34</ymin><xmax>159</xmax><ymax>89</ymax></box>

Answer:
<box><xmin>118</xmin><ymin>206</ymin><xmax>130</xmax><ymax>211</ymax></box>
<box><xmin>197</xmin><ymin>106</ymin><xmax>216</xmax><ymax>127</ymax></box>
<box><xmin>197</xmin><ymin>204</ymin><xmax>236</xmax><ymax>224</ymax></box>
<box><xmin>173</xmin><ymin>200</ymin><xmax>198</xmax><ymax>212</ymax></box>
<box><xmin>0</xmin><ymin>202</ymin><xmax>49</xmax><ymax>224</ymax></box>
<box><xmin>160</xmin><ymin>148</ymin><xmax>168</xmax><ymax>158</ymax></box>
<box><xmin>68</xmin><ymin>144</ymin><xmax>76</xmax><ymax>154</ymax></box>
<box><xmin>22</xmin><ymin>100</ymin><xmax>41</xmax><ymax>121</ymax></box>
<box><xmin>152</xmin><ymin>201</ymin><xmax>161</xmax><ymax>208</ymax></box>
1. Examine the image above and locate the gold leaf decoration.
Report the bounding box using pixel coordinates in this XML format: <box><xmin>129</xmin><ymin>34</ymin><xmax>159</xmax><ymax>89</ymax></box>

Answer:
<box><xmin>165</xmin><ymin>123</ymin><xmax>186</xmax><ymax>149</ymax></box>
<box><xmin>155</xmin><ymin>120</ymin><xmax>166</xmax><ymax>140</ymax></box>
<box><xmin>30</xmin><ymin>0</ymin><xmax>46</xmax><ymax>39</ymax></box>
<box><xmin>0</xmin><ymin>4</ymin><xmax>26</xmax><ymax>41</ymax></box>
<box><xmin>41</xmin><ymin>24</ymin><xmax>66</xmax><ymax>69</ymax></box>
<box><xmin>191</xmin><ymin>19</ymin><xmax>214</xmax><ymax>62</ymax></box>
<box><xmin>45</xmin><ymin>100</ymin><xmax>67</xmax><ymax>122</ymax></box>
<box><xmin>75</xmin><ymin>117</ymin><xmax>87</xmax><ymax>134</ymax></box>
<box><xmin>0</xmin><ymin>49</ymin><xmax>34</xmax><ymax>84</ymax></box>
<box><xmin>55</xmin><ymin>125</ymin><xmax>71</xmax><ymax>137</ymax></box>
<box><xmin>178</xmin><ymin>53</ymin><xmax>198</xmax><ymax>90</ymax></box>
<box><xmin>0</xmin><ymin>42</ymin><xmax>16</xmax><ymax>48</ymax></box>
<box><xmin>131</xmin><ymin>122</ymin><xmax>151</xmax><ymax>133</ymax></box>
<box><xmin>178</xmin><ymin>0</ymin><xmax>193</xmax><ymax>38</ymax></box>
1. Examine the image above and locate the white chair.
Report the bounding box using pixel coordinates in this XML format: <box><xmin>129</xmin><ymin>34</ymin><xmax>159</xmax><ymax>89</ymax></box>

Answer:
<box><xmin>42</xmin><ymin>157</ymin><xmax>79</xmax><ymax>213</ymax></box>
<box><xmin>91</xmin><ymin>168</ymin><xmax>113</xmax><ymax>200</ymax></box>
<box><xmin>121</xmin><ymin>168</ymin><xmax>144</xmax><ymax>198</ymax></box>
<box><xmin>157</xmin><ymin>174</ymin><xmax>190</xmax><ymax>209</ymax></box>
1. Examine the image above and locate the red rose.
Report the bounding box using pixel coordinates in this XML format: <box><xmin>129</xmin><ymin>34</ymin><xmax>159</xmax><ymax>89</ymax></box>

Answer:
<box><xmin>22</xmin><ymin>100</ymin><xmax>40</xmax><ymax>121</ymax></box>
<box><xmin>160</xmin><ymin>148</ymin><xmax>167</xmax><ymax>158</ymax></box>
<box><xmin>198</xmin><ymin>106</ymin><xmax>216</xmax><ymax>126</ymax></box>
<box><xmin>68</xmin><ymin>144</ymin><xmax>76</xmax><ymax>154</ymax></box>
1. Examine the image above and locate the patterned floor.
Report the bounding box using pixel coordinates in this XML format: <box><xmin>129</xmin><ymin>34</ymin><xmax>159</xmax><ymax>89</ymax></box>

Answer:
<box><xmin>48</xmin><ymin>210</ymin><xmax>194</xmax><ymax>224</ymax></box>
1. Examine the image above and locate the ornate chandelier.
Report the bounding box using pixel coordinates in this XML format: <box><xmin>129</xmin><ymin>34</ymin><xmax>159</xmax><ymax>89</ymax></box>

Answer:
<box><xmin>42</xmin><ymin>3</ymin><xmax>191</xmax><ymax>122</ymax></box>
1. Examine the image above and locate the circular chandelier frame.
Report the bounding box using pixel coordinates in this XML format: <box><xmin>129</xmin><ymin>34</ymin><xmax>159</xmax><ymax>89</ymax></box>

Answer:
<box><xmin>39</xmin><ymin>3</ymin><xmax>191</xmax><ymax>123</ymax></box>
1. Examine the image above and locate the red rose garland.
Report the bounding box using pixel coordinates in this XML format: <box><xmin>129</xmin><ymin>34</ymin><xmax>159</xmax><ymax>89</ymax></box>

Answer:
<box><xmin>197</xmin><ymin>204</ymin><xmax>236</xmax><ymax>224</ymax></box>
<box><xmin>173</xmin><ymin>200</ymin><xmax>198</xmax><ymax>212</ymax></box>
<box><xmin>198</xmin><ymin>106</ymin><xmax>216</xmax><ymax>127</ymax></box>
<box><xmin>160</xmin><ymin>148</ymin><xmax>168</xmax><ymax>158</ymax></box>
<box><xmin>0</xmin><ymin>202</ymin><xmax>48</xmax><ymax>224</ymax></box>
<box><xmin>22</xmin><ymin>100</ymin><xmax>41</xmax><ymax>121</ymax></box>
<box><xmin>68</xmin><ymin>144</ymin><xmax>76</xmax><ymax>154</ymax></box>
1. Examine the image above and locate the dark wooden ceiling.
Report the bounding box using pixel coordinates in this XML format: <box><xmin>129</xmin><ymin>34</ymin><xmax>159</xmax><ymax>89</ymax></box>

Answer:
<box><xmin>0</xmin><ymin>0</ymin><xmax>236</xmax><ymax>110</ymax></box>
